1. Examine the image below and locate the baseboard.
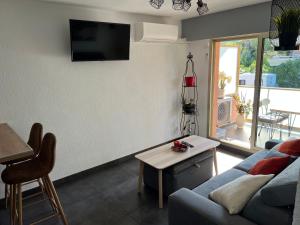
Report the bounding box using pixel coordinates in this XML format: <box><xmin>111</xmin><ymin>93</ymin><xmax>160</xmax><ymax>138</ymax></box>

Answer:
<box><xmin>219</xmin><ymin>144</ymin><xmax>251</xmax><ymax>158</ymax></box>
<box><xmin>0</xmin><ymin>135</ymin><xmax>188</xmax><ymax>207</ymax></box>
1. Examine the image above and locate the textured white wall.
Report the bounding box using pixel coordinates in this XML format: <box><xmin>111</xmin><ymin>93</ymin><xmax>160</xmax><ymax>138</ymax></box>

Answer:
<box><xmin>188</xmin><ymin>40</ymin><xmax>211</xmax><ymax>137</ymax></box>
<box><xmin>0</xmin><ymin>0</ymin><xmax>188</xmax><ymax>196</ymax></box>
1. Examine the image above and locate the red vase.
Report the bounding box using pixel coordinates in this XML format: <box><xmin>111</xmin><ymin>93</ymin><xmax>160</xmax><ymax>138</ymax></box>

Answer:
<box><xmin>185</xmin><ymin>76</ymin><xmax>196</xmax><ymax>87</ymax></box>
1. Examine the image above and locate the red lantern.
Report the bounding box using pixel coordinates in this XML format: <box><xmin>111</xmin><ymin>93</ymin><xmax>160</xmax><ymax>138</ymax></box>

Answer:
<box><xmin>185</xmin><ymin>76</ymin><xmax>197</xmax><ymax>87</ymax></box>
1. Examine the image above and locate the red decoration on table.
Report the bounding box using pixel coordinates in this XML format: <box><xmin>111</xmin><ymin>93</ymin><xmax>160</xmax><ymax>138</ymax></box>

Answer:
<box><xmin>172</xmin><ymin>141</ymin><xmax>188</xmax><ymax>152</ymax></box>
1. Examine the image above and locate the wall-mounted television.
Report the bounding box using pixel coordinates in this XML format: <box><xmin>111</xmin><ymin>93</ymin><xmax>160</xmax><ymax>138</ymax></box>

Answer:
<box><xmin>69</xmin><ymin>19</ymin><xmax>130</xmax><ymax>62</ymax></box>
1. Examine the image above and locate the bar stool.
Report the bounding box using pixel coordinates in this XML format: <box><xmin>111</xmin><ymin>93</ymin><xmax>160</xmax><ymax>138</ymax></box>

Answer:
<box><xmin>1</xmin><ymin>123</ymin><xmax>43</xmax><ymax>207</ymax></box>
<box><xmin>1</xmin><ymin>133</ymin><xmax>68</xmax><ymax>225</ymax></box>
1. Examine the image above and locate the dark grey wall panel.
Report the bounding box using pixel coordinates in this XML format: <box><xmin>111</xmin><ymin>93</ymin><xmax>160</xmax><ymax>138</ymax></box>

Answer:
<box><xmin>182</xmin><ymin>2</ymin><xmax>272</xmax><ymax>41</ymax></box>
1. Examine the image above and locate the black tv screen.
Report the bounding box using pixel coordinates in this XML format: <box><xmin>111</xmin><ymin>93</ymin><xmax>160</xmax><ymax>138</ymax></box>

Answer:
<box><xmin>69</xmin><ymin>19</ymin><xmax>130</xmax><ymax>61</ymax></box>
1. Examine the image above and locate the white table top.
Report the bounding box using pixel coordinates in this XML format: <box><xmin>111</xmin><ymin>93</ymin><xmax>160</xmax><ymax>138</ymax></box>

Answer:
<box><xmin>271</xmin><ymin>108</ymin><xmax>300</xmax><ymax>116</ymax></box>
<box><xmin>135</xmin><ymin>135</ymin><xmax>220</xmax><ymax>170</ymax></box>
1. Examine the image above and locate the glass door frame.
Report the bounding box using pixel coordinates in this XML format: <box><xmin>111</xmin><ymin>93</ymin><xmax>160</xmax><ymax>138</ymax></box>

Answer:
<box><xmin>208</xmin><ymin>33</ymin><xmax>269</xmax><ymax>152</ymax></box>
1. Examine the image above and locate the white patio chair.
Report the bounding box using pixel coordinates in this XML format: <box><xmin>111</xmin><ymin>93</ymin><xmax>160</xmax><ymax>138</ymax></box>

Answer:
<box><xmin>258</xmin><ymin>98</ymin><xmax>289</xmax><ymax>139</ymax></box>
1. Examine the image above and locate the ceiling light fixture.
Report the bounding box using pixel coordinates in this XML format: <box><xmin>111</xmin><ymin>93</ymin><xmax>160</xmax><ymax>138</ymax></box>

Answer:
<box><xmin>197</xmin><ymin>0</ymin><xmax>209</xmax><ymax>15</ymax></box>
<box><xmin>149</xmin><ymin>0</ymin><xmax>165</xmax><ymax>9</ymax></box>
<box><xmin>183</xmin><ymin>0</ymin><xmax>192</xmax><ymax>11</ymax></box>
<box><xmin>149</xmin><ymin>0</ymin><xmax>209</xmax><ymax>15</ymax></box>
<box><xmin>172</xmin><ymin>0</ymin><xmax>184</xmax><ymax>10</ymax></box>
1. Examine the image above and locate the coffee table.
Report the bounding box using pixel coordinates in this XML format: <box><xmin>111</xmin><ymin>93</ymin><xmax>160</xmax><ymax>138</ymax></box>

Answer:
<box><xmin>135</xmin><ymin>135</ymin><xmax>220</xmax><ymax>208</ymax></box>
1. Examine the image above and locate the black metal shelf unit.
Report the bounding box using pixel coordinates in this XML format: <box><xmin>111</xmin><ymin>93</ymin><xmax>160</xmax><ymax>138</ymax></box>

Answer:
<box><xmin>180</xmin><ymin>53</ymin><xmax>199</xmax><ymax>136</ymax></box>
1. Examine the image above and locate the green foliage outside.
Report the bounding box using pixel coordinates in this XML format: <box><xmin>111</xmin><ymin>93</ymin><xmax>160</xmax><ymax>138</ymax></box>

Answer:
<box><xmin>222</xmin><ymin>39</ymin><xmax>300</xmax><ymax>89</ymax></box>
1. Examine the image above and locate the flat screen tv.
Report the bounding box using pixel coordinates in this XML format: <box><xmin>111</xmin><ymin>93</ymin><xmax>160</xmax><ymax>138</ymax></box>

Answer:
<box><xmin>69</xmin><ymin>19</ymin><xmax>130</xmax><ymax>61</ymax></box>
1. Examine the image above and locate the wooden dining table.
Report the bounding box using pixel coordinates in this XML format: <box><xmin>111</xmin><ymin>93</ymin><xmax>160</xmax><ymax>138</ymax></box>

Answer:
<box><xmin>0</xmin><ymin>123</ymin><xmax>33</xmax><ymax>164</ymax></box>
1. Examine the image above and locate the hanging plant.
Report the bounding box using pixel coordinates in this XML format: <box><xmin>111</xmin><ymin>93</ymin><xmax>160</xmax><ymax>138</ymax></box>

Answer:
<box><xmin>274</xmin><ymin>9</ymin><xmax>300</xmax><ymax>50</ymax></box>
<box><xmin>269</xmin><ymin>0</ymin><xmax>300</xmax><ymax>51</ymax></box>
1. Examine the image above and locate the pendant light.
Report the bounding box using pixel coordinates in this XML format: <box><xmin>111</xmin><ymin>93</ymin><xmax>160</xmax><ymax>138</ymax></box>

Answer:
<box><xmin>149</xmin><ymin>0</ymin><xmax>209</xmax><ymax>16</ymax></box>
<box><xmin>197</xmin><ymin>0</ymin><xmax>209</xmax><ymax>15</ymax></box>
<box><xmin>183</xmin><ymin>0</ymin><xmax>192</xmax><ymax>11</ymax></box>
<box><xmin>149</xmin><ymin>0</ymin><xmax>165</xmax><ymax>9</ymax></box>
<box><xmin>172</xmin><ymin>0</ymin><xmax>184</xmax><ymax>10</ymax></box>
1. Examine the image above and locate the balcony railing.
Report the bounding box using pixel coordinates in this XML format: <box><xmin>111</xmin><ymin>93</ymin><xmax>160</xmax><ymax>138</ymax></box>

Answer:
<box><xmin>238</xmin><ymin>86</ymin><xmax>300</xmax><ymax>129</ymax></box>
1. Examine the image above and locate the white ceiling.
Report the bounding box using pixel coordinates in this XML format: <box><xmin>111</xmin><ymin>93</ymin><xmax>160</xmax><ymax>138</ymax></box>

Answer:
<box><xmin>41</xmin><ymin>0</ymin><xmax>271</xmax><ymax>19</ymax></box>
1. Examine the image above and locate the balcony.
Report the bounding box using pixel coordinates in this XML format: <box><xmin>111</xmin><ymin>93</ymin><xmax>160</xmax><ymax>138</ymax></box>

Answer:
<box><xmin>215</xmin><ymin>86</ymin><xmax>300</xmax><ymax>150</ymax></box>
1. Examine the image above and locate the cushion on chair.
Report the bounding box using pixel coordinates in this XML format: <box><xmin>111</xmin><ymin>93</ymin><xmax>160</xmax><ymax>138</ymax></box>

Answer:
<box><xmin>278</xmin><ymin>139</ymin><xmax>300</xmax><ymax>156</ymax></box>
<box><xmin>260</xmin><ymin>157</ymin><xmax>300</xmax><ymax>207</ymax></box>
<box><xmin>209</xmin><ymin>174</ymin><xmax>273</xmax><ymax>214</ymax></box>
<box><xmin>249</xmin><ymin>156</ymin><xmax>291</xmax><ymax>175</ymax></box>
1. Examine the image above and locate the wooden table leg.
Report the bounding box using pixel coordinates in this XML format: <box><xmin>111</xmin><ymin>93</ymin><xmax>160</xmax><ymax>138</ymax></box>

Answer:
<box><xmin>138</xmin><ymin>161</ymin><xmax>144</xmax><ymax>194</ymax></box>
<box><xmin>213</xmin><ymin>148</ymin><xmax>219</xmax><ymax>175</ymax></box>
<box><xmin>158</xmin><ymin>170</ymin><xmax>163</xmax><ymax>209</ymax></box>
<box><xmin>17</xmin><ymin>184</ymin><xmax>23</xmax><ymax>225</ymax></box>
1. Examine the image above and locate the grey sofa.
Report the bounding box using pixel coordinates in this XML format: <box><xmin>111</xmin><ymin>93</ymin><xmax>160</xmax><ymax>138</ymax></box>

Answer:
<box><xmin>169</xmin><ymin>141</ymin><xmax>299</xmax><ymax>225</ymax></box>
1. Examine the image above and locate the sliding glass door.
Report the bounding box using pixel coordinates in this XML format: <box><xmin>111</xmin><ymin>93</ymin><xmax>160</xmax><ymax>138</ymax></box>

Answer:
<box><xmin>210</xmin><ymin>34</ymin><xmax>300</xmax><ymax>152</ymax></box>
<box><xmin>210</xmin><ymin>37</ymin><xmax>259</xmax><ymax>150</ymax></box>
<box><xmin>254</xmin><ymin>38</ymin><xmax>300</xmax><ymax>148</ymax></box>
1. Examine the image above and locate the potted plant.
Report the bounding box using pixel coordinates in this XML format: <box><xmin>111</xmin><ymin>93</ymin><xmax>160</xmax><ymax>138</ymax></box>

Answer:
<box><xmin>218</xmin><ymin>72</ymin><xmax>232</xmax><ymax>99</ymax></box>
<box><xmin>233</xmin><ymin>94</ymin><xmax>252</xmax><ymax>129</ymax></box>
<box><xmin>182</xmin><ymin>98</ymin><xmax>196</xmax><ymax>114</ymax></box>
<box><xmin>273</xmin><ymin>8</ymin><xmax>300</xmax><ymax>51</ymax></box>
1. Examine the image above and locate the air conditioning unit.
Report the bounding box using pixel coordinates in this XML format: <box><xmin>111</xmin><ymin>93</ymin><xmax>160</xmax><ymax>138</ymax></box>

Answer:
<box><xmin>217</xmin><ymin>97</ymin><xmax>232</xmax><ymax>127</ymax></box>
<box><xmin>135</xmin><ymin>22</ymin><xmax>179</xmax><ymax>43</ymax></box>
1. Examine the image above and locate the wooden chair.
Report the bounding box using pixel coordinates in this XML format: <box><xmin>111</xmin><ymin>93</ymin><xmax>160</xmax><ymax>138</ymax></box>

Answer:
<box><xmin>1</xmin><ymin>133</ymin><xmax>68</xmax><ymax>225</ymax></box>
<box><xmin>2</xmin><ymin>123</ymin><xmax>43</xmax><ymax>208</ymax></box>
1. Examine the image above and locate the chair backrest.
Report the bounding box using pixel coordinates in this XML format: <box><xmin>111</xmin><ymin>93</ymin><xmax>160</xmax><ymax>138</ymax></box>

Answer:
<box><xmin>259</xmin><ymin>98</ymin><xmax>271</xmax><ymax>115</ymax></box>
<box><xmin>27</xmin><ymin>123</ymin><xmax>43</xmax><ymax>155</ymax></box>
<box><xmin>37</xmin><ymin>133</ymin><xmax>56</xmax><ymax>174</ymax></box>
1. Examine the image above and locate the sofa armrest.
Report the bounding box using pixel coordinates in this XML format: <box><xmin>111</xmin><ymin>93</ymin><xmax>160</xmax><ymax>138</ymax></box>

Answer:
<box><xmin>265</xmin><ymin>139</ymin><xmax>282</xmax><ymax>150</ymax></box>
<box><xmin>168</xmin><ymin>188</ymin><xmax>257</xmax><ymax>225</ymax></box>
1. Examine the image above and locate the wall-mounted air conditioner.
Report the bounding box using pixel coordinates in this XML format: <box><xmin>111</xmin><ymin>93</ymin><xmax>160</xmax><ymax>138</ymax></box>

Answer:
<box><xmin>135</xmin><ymin>22</ymin><xmax>179</xmax><ymax>43</ymax></box>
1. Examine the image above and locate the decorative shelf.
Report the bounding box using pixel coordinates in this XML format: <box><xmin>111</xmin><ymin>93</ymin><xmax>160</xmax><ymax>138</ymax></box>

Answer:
<box><xmin>180</xmin><ymin>53</ymin><xmax>199</xmax><ymax>136</ymax></box>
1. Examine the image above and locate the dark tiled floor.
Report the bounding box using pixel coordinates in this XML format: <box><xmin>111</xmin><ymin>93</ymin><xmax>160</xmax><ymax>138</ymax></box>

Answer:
<box><xmin>0</xmin><ymin>159</ymin><xmax>169</xmax><ymax>225</ymax></box>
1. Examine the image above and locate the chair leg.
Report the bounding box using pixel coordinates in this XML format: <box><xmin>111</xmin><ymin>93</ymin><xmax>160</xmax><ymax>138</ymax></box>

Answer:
<box><xmin>11</xmin><ymin>184</ymin><xmax>17</xmax><ymax>225</ymax></box>
<box><xmin>5</xmin><ymin>183</ymin><xmax>9</xmax><ymax>209</ymax></box>
<box><xmin>10</xmin><ymin>185</ymin><xmax>14</xmax><ymax>225</ymax></box>
<box><xmin>17</xmin><ymin>184</ymin><xmax>23</xmax><ymax>225</ymax></box>
<box><xmin>44</xmin><ymin>176</ymin><xmax>68</xmax><ymax>225</ymax></box>
<box><xmin>258</xmin><ymin>123</ymin><xmax>263</xmax><ymax>136</ymax></box>
<box><xmin>41</xmin><ymin>177</ymin><xmax>57</xmax><ymax>212</ymax></box>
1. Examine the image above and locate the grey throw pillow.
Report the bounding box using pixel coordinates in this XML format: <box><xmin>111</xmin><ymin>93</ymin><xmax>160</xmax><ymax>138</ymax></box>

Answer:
<box><xmin>261</xmin><ymin>158</ymin><xmax>300</xmax><ymax>207</ymax></box>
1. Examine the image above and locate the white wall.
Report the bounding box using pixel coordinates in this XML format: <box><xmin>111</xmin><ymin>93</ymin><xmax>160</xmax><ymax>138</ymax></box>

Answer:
<box><xmin>188</xmin><ymin>40</ymin><xmax>211</xmax><ymax>137</ymax></box>
<box><xmin>0</xmin><ymin>0</ymin><xmax>188</xmax><ymax>196</ymax></box>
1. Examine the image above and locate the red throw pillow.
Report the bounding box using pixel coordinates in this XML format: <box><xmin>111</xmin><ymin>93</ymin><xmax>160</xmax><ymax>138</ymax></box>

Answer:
<box><xmin>278</xmin><ymin>139</ymin><xmax>300</xmax><ymax>156</ymax></box>
<box><xmin>249</xmin><ymin>156</ymin><xmax>291</xmax><ymax>175</ymax></box>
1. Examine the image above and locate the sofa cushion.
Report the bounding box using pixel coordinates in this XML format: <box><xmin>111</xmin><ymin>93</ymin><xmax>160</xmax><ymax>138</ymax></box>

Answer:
<box><xmin>209</xmin><ymin>174</ymin><xmax>273</xmax><ymax>214</ymax></box>
<box><xmin>265</xmin><ymin>148</ymin><xmax>289</xmax><ymax>158</ymax></box>
<box><xmin>243</xmin><ymin>189</ymin><xmax>293</xmax><ymax>225</ymax></box>
<box><xmin>249</xmin><ymin>156</ymin><xmax>291</xmax><ymax>175</ymax></box>
<box><xmin>261</xmin><ymin>157</ymin><xmax>300</xmax><ymax>207</ymax></box>
<box><xmin>234</xmin><ymin>150</ymin><xmax>269</xmax><ymax>172</ymax></box>
<box><xmin>193</xmin><ymin>168</ymin><xmax>247</xmax><ymax>198</ymax></box>
<box><xmin>278</xmin><ymin>139</ymin><xmax>300</xmax><ymax>156</ymax></box>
